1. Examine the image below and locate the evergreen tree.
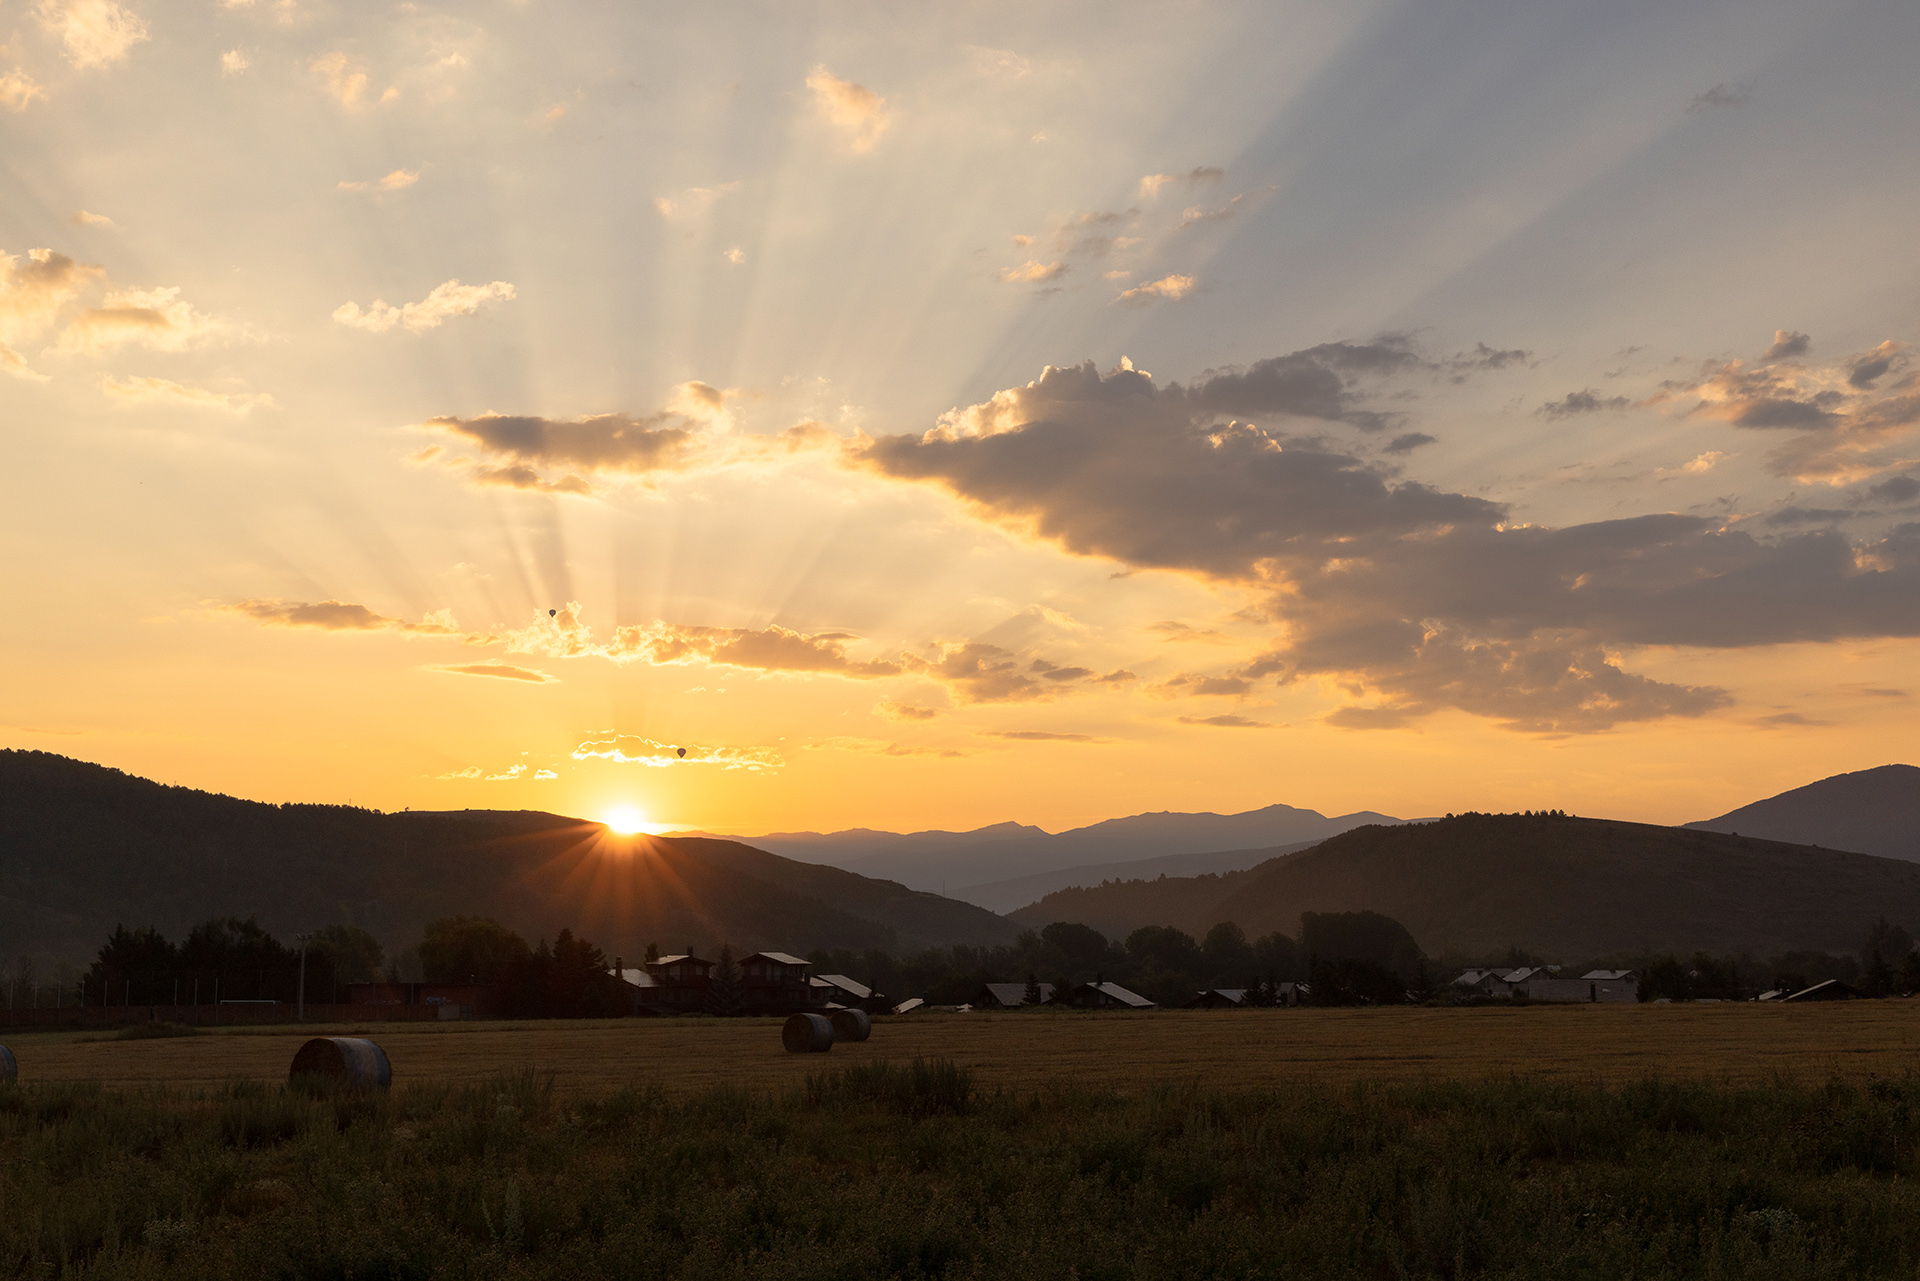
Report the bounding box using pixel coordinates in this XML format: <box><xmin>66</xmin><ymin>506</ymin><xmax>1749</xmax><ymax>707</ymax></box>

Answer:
<box><xmin>1898</xmin><ymin>951</ymin><xmax>1920</xmax><ymax>996</ymax></box>
<box><xmin>1863</xmin><ymin>949</ymin><xmax>1894</xmax><ymax>999</ymax></box>
<box><xmin>1023</xmin><ymin>970</ymin><xmax>1042</xmax><ymax>1006</ymax></box>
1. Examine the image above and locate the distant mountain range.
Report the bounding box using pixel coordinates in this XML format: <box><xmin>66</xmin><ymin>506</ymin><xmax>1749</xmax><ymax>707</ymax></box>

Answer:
<box><xmin>1685</xmin><ymin>764</ymin><xmax>1920</xmax><ymax>861</ymax></box>
<box><xmin>1011</xmin><ymin>814</ymin><xmax>1920</xmax><ymax>959</ymax></box>
<box><xmin>0</xmin><ymin>751</ymin><xmax>1016</xmax><ymax>965</ymax></box>
<box><xmin>670</xmin><ymin>804</ymin><xmax>1410</xmax><ymax>906</ymax></box>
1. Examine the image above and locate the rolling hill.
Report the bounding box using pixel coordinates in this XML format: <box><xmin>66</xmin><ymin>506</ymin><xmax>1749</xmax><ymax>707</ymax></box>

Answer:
<box><xmin>0</xmin><ymin>751</ymin><xmax>1018</xmax><ymax>964</ymax></box>
<box><xmin>1011</xmin><ymin>814</ymin><xmax>1920</xmax><ymax>959</ymax></box>
<box><xmin>1685</xmin><ymin>764</ymin><xmax>1920</xmax><ymax>861</ymax></box>
<box><xmin>677</xmin><ymin>803</ymin><xmax>1409</xmax><ymax>903</ymax></box>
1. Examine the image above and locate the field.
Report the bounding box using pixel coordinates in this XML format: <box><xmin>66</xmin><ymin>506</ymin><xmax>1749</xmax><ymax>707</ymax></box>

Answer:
<box><xmin>9</xmin><ymin>1002</ymin><xmax>1920</xmax><ymax>1094</ymax></box>
<box><xmin>11</xmin><ymin>1006</ymin><xmax>1920</xmax><ymax>1279</ymax></box>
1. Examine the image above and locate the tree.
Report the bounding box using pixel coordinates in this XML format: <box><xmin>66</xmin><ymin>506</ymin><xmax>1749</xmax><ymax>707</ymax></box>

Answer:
<box><xmin>1898</xmin><ymin>951</ymin><xmax>1920</xmax><ymax>996</ymax></box>
<box><xmin>1023</xmin><ymin>971</ymin><xmax>1042</xmax><ymax>1006</ymax></box>
<box><xmin>706</xmin><ymin>944</ymin><xmax>742</xmax><ymax>1016</ymax></box>
<box><xmin>1300</xmin><ymin>911</ymin><xmax>1424</xmax><ymax>982</ymax></box>
<box><xmin>86</xmin><ymin>925</ymin><xmax>178</xmax><ymax>1005</ymax></box>
<box><xmin>307</xmin><ymin>924</ymin><xmax>384</xmax><ymax>984</ymax></box>
<box><xmin>644</xmin><ymin>942</ymin><xmax>660</xmax><ymax>965</ymax></box>
<box><xmin>419</xmin><ymin>916</ymin><xmax>531</xmax><ymax>984</ymax></box>
<box><xmin>1862</xmin><ymin>949</ymin><xmax>1894</xmax><ymax>999</ymax></box>
<box><xmin>1641</xmin><ymin>955</ymin><xmax>1689</xmax><ymax>1002</ymax></box>
<box><xmin>1866</xmin><ymin>917</ymin><xmax>1914</xmax><ymax>968</ymax></box>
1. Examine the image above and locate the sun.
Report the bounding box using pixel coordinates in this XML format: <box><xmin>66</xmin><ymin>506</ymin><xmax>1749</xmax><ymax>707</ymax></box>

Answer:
<box><xmin>603</xmin><ymin>804</ymin><xmax>649</xmax><ymax>835</ymax></box>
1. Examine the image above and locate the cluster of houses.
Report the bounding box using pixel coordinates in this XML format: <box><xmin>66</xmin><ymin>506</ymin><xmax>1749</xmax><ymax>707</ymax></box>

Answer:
<box><xmin>608</xmin><ymin>951</ymin><xmax>895</xmax><ymax>1017</ymax></box>
<box><xmin>1453</xmin><ymin>967</ymin><xmax>1641</xmax><ymax>1003</ymax></box>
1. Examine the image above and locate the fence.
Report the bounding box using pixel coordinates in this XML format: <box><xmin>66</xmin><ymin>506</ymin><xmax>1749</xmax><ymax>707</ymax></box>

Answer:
<box><xmin>0</xmin><ymin>1003</ymin><xmax>460</xmax><ymax>1030</ymax></box>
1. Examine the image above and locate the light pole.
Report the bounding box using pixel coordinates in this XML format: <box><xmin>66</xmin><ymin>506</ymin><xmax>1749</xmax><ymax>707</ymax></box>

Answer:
<box><xmin>295</xmin><ymin>933</ymin><xmax>310</xmax><ymax>1021</ymax></box>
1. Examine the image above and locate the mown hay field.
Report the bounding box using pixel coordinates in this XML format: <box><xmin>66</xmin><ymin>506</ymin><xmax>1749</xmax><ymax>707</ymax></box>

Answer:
<box><xmin>9</xmin><ymin>1001</ymin><xmax>1920</xmax><ymax>1094</ymax></box>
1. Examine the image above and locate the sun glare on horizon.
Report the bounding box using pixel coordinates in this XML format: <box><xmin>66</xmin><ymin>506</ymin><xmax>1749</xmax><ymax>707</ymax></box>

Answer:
<box><xmin>603</xmin><ymin>805</ymin><xmax>650</xmax><ymax>836</ymax></box>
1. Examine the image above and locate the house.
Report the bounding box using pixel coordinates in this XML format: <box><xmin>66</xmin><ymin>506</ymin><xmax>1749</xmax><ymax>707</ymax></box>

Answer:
<box><xmin>1781</xmin><ymin>978</ymin><xmax>1861</xmax><ymax>1002</ymax></box>
<box><xmin>811</xmin><ymin>974</ymin><xmax>892</xmax><ymax>1014</ymax></box>
<box><xmin>1186</xmin><ymin>988</ymin><xmax>1247</xmax><ymax>1009</ymax></box>
<box><xmin>891</xmin><ymin>997</ymin><xmax>925</xmax><ymax>1015</ymax></box>
<box><xmin>607</xmin><ymin>957</ymin><xmax>664</xmax><ymax>1015</ymax></box>
<box><xmin>641</xmin><ymin>954</ymin><xmax>714</xmax><ymax>1014</ymax></box>
<box><xmin>740</xmin><ymin>952</ymin><xmax>822</xmax><ymax>1015</ymax></box>
<box><xmin>1452</xmin><ymin>968</ymin><xmax>1518</xmax><ymax>996</ymax></box>
<box><xmin>1059</xmin><ymin>980</ymin><xmax>1155</xmax><ymax>1011</ymax></box>
<box><xmin>971</xmin><ymin>982</ymin><xmax>1055</xmax><ymax>1009</ymax></box>
<box><xmin>1579</xmin><ymin>970</ymin><xmax>1639</xmax><ymax>1004</ymax></box>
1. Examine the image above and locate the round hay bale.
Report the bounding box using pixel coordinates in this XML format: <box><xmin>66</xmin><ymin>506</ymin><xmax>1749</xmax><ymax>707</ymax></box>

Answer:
<box><xmin>829</xmin><ymin>1008</ymin><xmax>871</xmax><ymax>1042</ymax></box>
<box><xmin>289</xmin><ymin>1036</ymin><xmax>391</xmax><ymax>1088</ymax></box>
<box><xmin>0</xmin><ymin>1045</ymin><xmax>15</xmax><ymax>1084</ymax></box>
<box><xmin>782</xmin><ymin>1012</ymin><xmax>834</xmax><ymax>1053</ymax></box>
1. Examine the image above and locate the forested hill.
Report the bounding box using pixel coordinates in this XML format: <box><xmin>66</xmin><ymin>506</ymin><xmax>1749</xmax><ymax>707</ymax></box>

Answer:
<box><xmin>0</xmin><ymin>751</ymin><xmax>1018</xmax><ymax>963</ymax></box>
<box><xmin>1011</xmin><ymin>814</ymin><xmax>1920</xmax><ymax>958</ymax></box>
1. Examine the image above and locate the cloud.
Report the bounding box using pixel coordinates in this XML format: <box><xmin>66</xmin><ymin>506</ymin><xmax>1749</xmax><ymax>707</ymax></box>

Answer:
<box><xmin>570</xmin><ymin>735</ymin><xmax>783</xmax><ymax>771</ymax></box>
<box><xmin>1847</xmin><ymin>340</ymin><xmax>1907</xmax><ymax>389</ymax></box>
<box><xmin>425</xmin><ymin>407</ymin><xmax>699</xmax><ymax>479</ymax></box>
<box><xmin>1659</xmin><ymin>343</ymin><xmax>1920</xmax><ymax>482</ymax></box>
<box><xmin>101</xmin><ymin>374</ymin><xmax>273</xmax><ymax>413</ymax></box>
<box><xmin>311</xmin><ymin>51</ymin><xmax>370</xmax><ymax>107</ymax></box>
<box><xmin>1868</xmin><ymin>474</ymin><xmax>1919</xmax><ymax>504</ymax></box>
<box><xmin>979</xmin><ymin>730</ymin><xmax>1105</xmax><ymax>742</ymax></box>
<box><xmin>1140</xmin><ymin>167</ymin><xmax>1223</xmax><ymax>199</ymax></box>
<box><xmin>333</xmin><ymin>279</ymin><xmax>515</xmax><ymax>334</ymax></box>
<box><xmin>875</xmin><ymin>700</ymin><xmax>940</xmax><ymax>721</ymax></box>
<box><xmin>1763</xmin><ymin>506</ymin><xmax>1852</xmax><ymax>527</ymax></box>
<box><xmin>724</xmin><ymin>247</ymin><xmax>745</xmax><ymax>265</ymax></box>
<box><xmin>806</xmin><ymin>65</ymin><xmax>889</xmax><ymax>152</ymax></box>
<box><xmin>220</xmin><ymin>49</ymin><xmax>249</xmax><ymax>75</ymax></box>
<box><xmin>72</xmin><ymin>209</ymin><xmax>113</xmax><ymax>227</ymax></box>
<box><xmin>996</xmin><ymin>260</ymin><xmax>1065</xmax><ymax>284</ymax></box>
<box><xmin>1</xmin><ymin>69</ymin><xmax>46</xmax><ymax>110</ymax></box>
<box><xmin>1689</xmin><ymin>82</ymin><xmax>1749</xmax><ymax>112</ymax></box>
<box><xmin>653</xmin><ymin>182</ymin><xmax>739</xmax><ymax>219</ymax></box>
<box><xmin>38</xmin><ymin>0</ymin><xmax>149</xmax><ymax>70</ymax></box>
<box><xmin>430</xmin><ymin>663</ymin><xmax>556</xmax><ymax>683</ymax></box>
<box><xmin>338</xmin><ymin>169</ymin><xmax>419</xmax><ymax>194</ymax></box>
<box><xmin>1</xmin><ymin>247</ymin><xmax>103</xmax><ymax>378</ymax></box>
<box><xmin>470</xmin><ymin>464</ymin><xmax>595</xmax><ymax>496</ymax></box>
<box><xmin>856</xmin><ymin>353</ymin><xmax>1920</xmax><ymax>733</ymax></box>
<box><xmin>1539</xmin><ymin>389</ymin><xmax>1631</xmax><ymax>418</ymax></box>
<box><xmin>56</xmin><ymin>284</ymin><xmax>233</xmax><ymax>354</ymax></box>
<box><xmin>228</xmin><ymin>598</ymin><xmax>484</xmax><ymax>639</ymax></box>
<box><xmin>1155</xmin><ymin>672</ymin><xmax>1253</xmax><ymax>698</ymax></box>
<box><xmin>1177</xmin><ymin>188</ymin><xmax>1272</xmax><ymax>229</ymax></box>
<box><xmin>438</xmin><ymin>766</ymin><xmax>481</xmax><ymax>780</ymax></box>
<box><xmin>1763</xmin><ymin>330</ymin><xmax>1810</xmax><ymax>361</ymax></box>
<box><xmin>1384</xmin><ymin>432</ymin><xmax>1435</xmax><ymax>454</ymax></box>
<box><xmin>1178</xmin><ymin>715</ymin><xmax>1271</xmax><ymax>729</ymax></box>
<box><xmin>1115</xmin><ymin>274</ymin><xmax>1194</xmax><ymax>305</ymax></box>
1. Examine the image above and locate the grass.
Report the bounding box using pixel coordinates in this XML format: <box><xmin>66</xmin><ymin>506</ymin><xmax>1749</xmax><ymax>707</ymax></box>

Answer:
<box><xmin>10</xmin><ymin>1058</ymin><xmax>1920</xmax><ymax>1278</ymax></box>
<box><xmin>10</xmin><ymin>1002</ymin><xmax>1920</xmax><ymax>1096</ymax></box>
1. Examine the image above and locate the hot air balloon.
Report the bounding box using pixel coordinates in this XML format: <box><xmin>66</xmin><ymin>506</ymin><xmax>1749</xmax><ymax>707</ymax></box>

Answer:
<box><xmin>676</xmin><ymin>747</ymin><xmax>687</xmax><ymax>759</ymax></box>
<box><xmin>548</xmin><ymin>608</ymin><xmax>557</xmax><ymax>618</ymax></box>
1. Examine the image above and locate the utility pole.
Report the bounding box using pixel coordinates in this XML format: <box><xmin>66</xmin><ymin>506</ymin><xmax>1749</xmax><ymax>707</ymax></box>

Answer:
<box><xmin>295</xmin><ymin>933</ymin><xmax>310</xmax><ymax>1022</ymax></box>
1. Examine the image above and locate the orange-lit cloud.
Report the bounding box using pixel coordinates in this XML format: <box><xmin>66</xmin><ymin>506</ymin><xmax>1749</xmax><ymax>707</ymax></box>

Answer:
<box><xmin>1139</xmin><ymin>167</ymin><xmax>1223</xmax><ymax>199</ymax></box>
<box><xmin>333</xmin><ymin>279</ymin><xmax>515</xmax><ymax>334</ymax></box>
<box><xmin>2</xmin><ymin>70</ymin><xmax>46</xmax><ymax>111</ymax></box>
<box><xmin>39</xmin><ymin>0</ymin><xmax>150</xmax><ymax>70</ymax></box>
<box><xmin>1115</xmin><ymin>274</ymin><xmax>1194</xmax><ymax>304</ymax></box>
<box><xmin>338</xmin><ymin>169</ymin><xmax>419</xmax><ymax>194</ymax></box>
<box><xmin>2</xmin><ymin>247</ymin><xmax>102</xmax><ymax>378</ymax></box>
<box><xmin>429</xmin><ymin>663</ymin><xmax>556</xmax><ymax>683</ymax></box>
<box><xmin>807</xmin><ymin>66</ymin><xmax>889</xmax><ymax>152</ymax></box>
<box><xmin>570</xmin><ymin>735</ymin><xmax>782</xmax><ymax>771</ymax></box>
<box><xmin>227</xmin><ymin>598</ymin><xmax>486</xmax><ymax>640</ymax></box>
<box><xmin>101</xmin><ymin>375</ymin><xmax>273</xmax><ymax>413</ymax></box>
<box><xmin>56</xmin><ymin>285</ymin><xmax>235</xmax><ymax>355</ymax></box>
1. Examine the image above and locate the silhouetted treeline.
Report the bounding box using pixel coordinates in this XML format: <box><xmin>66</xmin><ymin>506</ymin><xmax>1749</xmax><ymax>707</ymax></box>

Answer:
<box><xmin>82</xmin><ymin>918</ymin><xmax>384</xmax><ymax>1006</ymax></box>
<box><xmin>417</xmin><ymin>917</ymin><xmax>627</xmax><ymax>1018</ymax></box>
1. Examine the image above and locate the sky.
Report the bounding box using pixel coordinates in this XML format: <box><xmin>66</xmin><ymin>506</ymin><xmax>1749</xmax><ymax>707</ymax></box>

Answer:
<box><xmin>3</xmin><ymin>0</ymin><xmax>1919</xmax><ymax>836</ymax></box>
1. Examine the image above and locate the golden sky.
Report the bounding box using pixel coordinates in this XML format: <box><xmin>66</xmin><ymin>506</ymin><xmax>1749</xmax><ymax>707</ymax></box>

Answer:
<box><xmin>4</xmin><ymin>1</ymin><xmax>1918</xmax><ymax>835</ymax></box>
